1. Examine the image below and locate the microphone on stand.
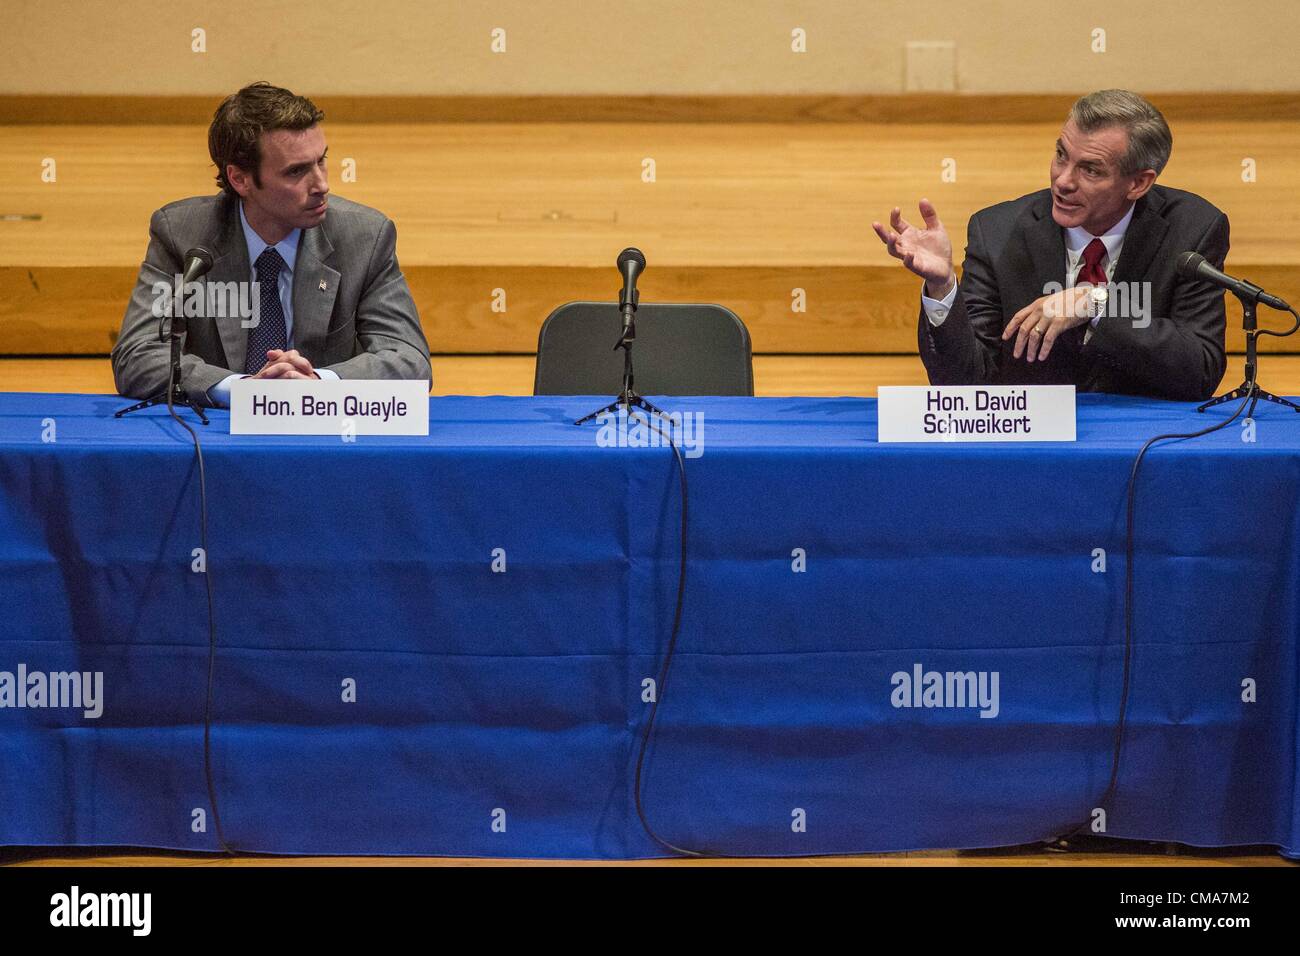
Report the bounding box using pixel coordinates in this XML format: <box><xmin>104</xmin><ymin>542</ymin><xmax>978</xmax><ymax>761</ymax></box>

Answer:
<box><xmin>1178</xmin><ymin>251</ymin><xmax>1300</xmax><ymax>416</ymax></box>
<box><xmin>165</xmin><ymin>247</ymin><xmax>216</xmax><ymax>413</ymax></box>
<box><xmin>574</xmin><ymin>245</ymin><xmax>663</xmax><ymax>426</ymax></box>
<box><xmin>157</xmin><ymin>247</ymin><xmax>215</xmax><ymax>340</ymax></box>
<box><xmin>1176</xmin><ymin>251</ymin><xmax>1289</xmax><ymax>311</ymax></box>
<box><xmin>118</xmin><ymin>246</ymin><xmax>215</xmax><ymax>423</ymax></box>
<box><xmin>617</xmin><ymin>247</ymin><xmax>645</xmax><ymax>349</ymax></box>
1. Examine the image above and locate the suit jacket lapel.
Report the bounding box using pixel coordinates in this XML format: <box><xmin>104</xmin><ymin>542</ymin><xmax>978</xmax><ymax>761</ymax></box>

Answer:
<box><xmin>1111</xmin><ymin>189</ymin><xmax>1169</xmax><ymax>286</ymax></box>
<box><xmin>1024</xmin><ymin>192</ymin><xmax>1068</xmax><ymax>300</ymax></box>
<box><xmin>998</xmin><ymin>193</ymin><xmax>1067</xmax><ymax>318</ymax></box>
<box><xmin>1001</xmin><ymin>192</ymin><xmax>1078</xmax><ymax>380</ymax></box>
<box><xmin>205</xmin><ymin>194</ymin><xmax>252</xmax><ymax>373</ymax></box>
<box><xmin>291</xmin><ymin>222</ymin><xmax>340</xmax><ymax>362</ymax></box>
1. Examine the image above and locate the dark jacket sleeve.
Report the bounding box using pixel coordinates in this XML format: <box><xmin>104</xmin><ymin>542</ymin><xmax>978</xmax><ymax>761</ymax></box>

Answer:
<box><xmin>917</xmin><ymin>213</ymin><xmax>1007</xmax><ymax>386</ymax></box>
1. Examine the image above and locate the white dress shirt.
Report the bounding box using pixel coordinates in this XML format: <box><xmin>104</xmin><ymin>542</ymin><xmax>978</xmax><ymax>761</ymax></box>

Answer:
<box><xmin>206</xmin><ymin>202</ymin><xmax>339</xmax><ymax>407</ymax></box>
<box><xmin>921</xmin><ymin>203</ymin><xmax>1135</xmax><ymax>343</ymax></box>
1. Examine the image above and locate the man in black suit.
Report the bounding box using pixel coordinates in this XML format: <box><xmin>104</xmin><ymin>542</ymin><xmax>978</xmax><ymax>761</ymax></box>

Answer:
<box><xmin>873</xmin><ymin>89</ymin><xmax>1229</xmax><ymax>401</ymax></box>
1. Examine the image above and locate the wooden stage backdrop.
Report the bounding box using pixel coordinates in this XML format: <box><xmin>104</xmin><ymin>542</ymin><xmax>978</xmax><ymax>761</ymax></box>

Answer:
<box><xmin>2</xmin><ymin>94</ymin><xmax>1299</xmax><ymax>373</ymax></box>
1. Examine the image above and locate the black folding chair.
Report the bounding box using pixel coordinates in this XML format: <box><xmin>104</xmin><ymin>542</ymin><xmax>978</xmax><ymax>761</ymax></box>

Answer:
<box><xmin>533</xmin><ymin>301</ymin><xmax>754</xmax><ymax>396</ymax></box>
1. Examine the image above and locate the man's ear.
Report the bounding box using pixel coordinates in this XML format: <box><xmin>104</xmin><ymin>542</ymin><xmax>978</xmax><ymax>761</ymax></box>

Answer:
<box><xmin>226</xmin><ymin>163</ymin><xmax>252</xmax><ymax>199</ymax></box>
<box><xmin>1126</xmin><ymin>169</ymin><xmax>1157</xmax><ymax>202</ymax></box>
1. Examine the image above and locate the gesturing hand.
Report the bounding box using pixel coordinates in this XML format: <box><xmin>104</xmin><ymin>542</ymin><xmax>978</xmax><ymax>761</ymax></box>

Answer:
<box><xmin>872</xmin><ymin>199</ymin><xmax>956</xmax><ymax>297</ymax></box>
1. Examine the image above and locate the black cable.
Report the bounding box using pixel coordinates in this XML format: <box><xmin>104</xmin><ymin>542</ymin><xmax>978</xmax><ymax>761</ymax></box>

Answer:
<box><xmin>633</xmin><ymin>409</ymin><xmax>869</xmax><ymax>862</ymax></box>
<box><xmin>1254</xmin><ymin>306</ymin><xmax>1300</xmax><ymax>339</ymax></box>
<box><xmin>1053</xmin><ymin>306</ymin><xmax>1300</xmax><ymax>844</ymax></box>
<box><xmin>1050</xmin><ymin>382</ymin><xmax>1258</xmax><ymax>846</ymax></box>
<box><xmin>164</xmin><ymin>349</ymin><xmax>232</xmax><ymax>855</ymax></box>
<box><xmin>629</xmin><ymin>409</ymin><xmax>703</xmax><ymax>857</ymax></box>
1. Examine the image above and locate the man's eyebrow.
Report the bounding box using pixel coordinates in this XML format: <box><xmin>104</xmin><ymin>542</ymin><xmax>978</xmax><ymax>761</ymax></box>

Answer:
<box><xmin>281</xmin><ymin>148</ymin><xmax>328</xmax><ymax>174</ymax></box>
<box><xmin>1056</xmin><ymin>140</ymin><xmax>1108</xmax><ymax>169</ymax></box>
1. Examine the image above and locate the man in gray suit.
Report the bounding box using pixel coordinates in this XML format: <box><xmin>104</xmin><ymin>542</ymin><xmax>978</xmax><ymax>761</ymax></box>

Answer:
<box><xmin>112</xmin><ymin>82</ymin><xmax>431</xmax><ymax>407</ymax></box>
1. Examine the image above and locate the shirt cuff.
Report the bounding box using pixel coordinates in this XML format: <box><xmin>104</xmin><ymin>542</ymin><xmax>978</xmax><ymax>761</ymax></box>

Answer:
<box><xmin>208</xmin><ymin>367</ymin><xmax>337</xmax><ymax>406</ymax></box>
<box><xmin>921</xmin><ymin>281</ymin><xmax>959</xmax><ymax>327</ymax></box>
<box><xmin>206</xmin><ymin>373</ymin><xmax>245</xmax><ymax>408</ymax></box>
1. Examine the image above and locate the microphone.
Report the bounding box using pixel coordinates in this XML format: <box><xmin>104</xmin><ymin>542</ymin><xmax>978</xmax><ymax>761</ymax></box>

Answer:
<box><xmin>618</xmin><ymin>247</ymin><xmax>644</xmax><ymax>310</ymax></box>
<box><xmin>159</xmin><ymin>248</ymin><xmax>217</xmax><ymax>340</ymax></box>
<box><xmin>617</xmin><ymin>247</ymin><xmax>645</xmax><ymax>347</ymax></box>
<box><xmin>1177</xmin><ymin>251</ymin><xmax>1289</xmax><ymax>311</ymax></box>
<box><xmin>159</xmin><ymin>248</ymin><xmax>218</xmax><ymax>410</ymax></box>
<box><xmin>182</xmin><ymin>246</ymin><xmax>215</xmax><ymax>284</ymax></box>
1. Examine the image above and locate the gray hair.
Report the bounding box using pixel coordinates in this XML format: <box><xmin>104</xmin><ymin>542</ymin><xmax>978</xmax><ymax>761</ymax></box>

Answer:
<box><xmin>1067</xmin><ymin>89</ymin><xmax>1172</xmax><ymax>176</ymax></box>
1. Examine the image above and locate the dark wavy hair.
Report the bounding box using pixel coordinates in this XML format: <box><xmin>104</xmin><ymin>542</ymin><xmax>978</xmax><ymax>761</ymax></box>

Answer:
<box><xmin>208</xmin><ymin>82</ymin><xmax>325</xmax><ymax>196</ymax></box>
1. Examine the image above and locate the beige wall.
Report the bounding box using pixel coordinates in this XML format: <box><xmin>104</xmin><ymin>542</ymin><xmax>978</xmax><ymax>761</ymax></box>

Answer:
<box><xmin>2</xmin><ymin>0</ymin><xmax>1297</xmax><ymax>96</ymax></box>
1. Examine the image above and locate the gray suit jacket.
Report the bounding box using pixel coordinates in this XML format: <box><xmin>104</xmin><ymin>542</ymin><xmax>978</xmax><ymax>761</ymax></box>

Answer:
<box><xmin>112</xmin><ymin>192</ymin><xmax>432</xmax><ymax>406</ymax></box>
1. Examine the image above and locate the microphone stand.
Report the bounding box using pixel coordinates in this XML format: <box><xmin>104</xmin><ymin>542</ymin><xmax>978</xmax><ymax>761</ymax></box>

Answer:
<box><xmin>1198</xmin><ymin>291</ymin><xmax>1300</xmax><ymax>418</ymax></box>
<box><xmin>575</xmin><ymin>285</ymin><xmax>669</xmax><ymax>426</ymax></box>
<box><xmin>116</xmin><ymin>280</ymin><xmax>210</xmax><ymax>424</ymax></box>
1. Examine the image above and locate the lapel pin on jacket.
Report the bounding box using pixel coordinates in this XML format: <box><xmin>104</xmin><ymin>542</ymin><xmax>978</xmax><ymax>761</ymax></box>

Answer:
<box><xmin>319</xmin><ymin>279</ymin><xmax>327</xmax><ymax>291</ymax></box>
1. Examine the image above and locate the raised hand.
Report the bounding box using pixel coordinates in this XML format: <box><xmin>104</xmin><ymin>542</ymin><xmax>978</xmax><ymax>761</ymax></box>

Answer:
<box><xmin>872</xmin><ymin>198</ymin><xmax>956</xmax><ymax>297</ymax></box>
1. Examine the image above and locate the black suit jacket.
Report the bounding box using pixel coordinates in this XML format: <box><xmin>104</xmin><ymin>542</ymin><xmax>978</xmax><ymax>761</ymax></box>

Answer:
<box><xmin>918</xmin><ymin>185</ymin><xmax>1230</xmax><ymax>401</ymax></box>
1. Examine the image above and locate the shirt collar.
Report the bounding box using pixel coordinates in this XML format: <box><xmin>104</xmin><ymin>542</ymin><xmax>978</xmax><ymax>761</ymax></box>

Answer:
<box><xmin>1064</xmin><ymin>202</ymin><xmax>1134</xmax><ymax>263</ymax></box>
<box><xmin>238</xmin><ymin>201</ymin><xmax>301</xmax><ymax>274</ymax></box>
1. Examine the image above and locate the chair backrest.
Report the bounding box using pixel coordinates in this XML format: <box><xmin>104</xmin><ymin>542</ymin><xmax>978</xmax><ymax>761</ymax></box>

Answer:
<box><xmin>533</xmin><ymin>301</ymin><xmax>754</xmax><ymax>396</ymax></box>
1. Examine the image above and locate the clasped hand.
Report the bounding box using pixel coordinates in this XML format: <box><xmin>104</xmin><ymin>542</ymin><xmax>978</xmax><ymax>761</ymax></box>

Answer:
<box><xmin>1001</xmin><ymin>287</ymin><xmax>1093</xmax><ymax>363</ymax></box>
<box><xmin>246</xmin><ymin>349</ymin><xmax>320</xmax><ymax>380</ymax></box>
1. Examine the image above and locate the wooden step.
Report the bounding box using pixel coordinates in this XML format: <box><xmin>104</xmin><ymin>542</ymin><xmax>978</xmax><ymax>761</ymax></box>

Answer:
<box><xmin>4</xmin><ymin>264</ymin><xmax>1299</xmax><ymax>355</ymax></box>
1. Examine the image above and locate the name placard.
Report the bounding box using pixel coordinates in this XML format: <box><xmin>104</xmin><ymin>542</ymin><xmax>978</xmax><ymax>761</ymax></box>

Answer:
<box><xmin>877</xmin><ymin>385</ymin><xmax>1076</xmax><ymax>443</ymax></box>
<box><xmin>230</xmin><ymin>379</ymin><xmax>429</xmax><ymax>435</ymax></box>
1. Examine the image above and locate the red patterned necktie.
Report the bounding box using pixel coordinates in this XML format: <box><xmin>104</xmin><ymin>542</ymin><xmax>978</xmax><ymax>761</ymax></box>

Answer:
<box><xmin>1078</xmin><ymin>237</ymin><xmax>1108</xmax><ymax>286</ymax></box>
<box><xmin>1075</xmin><ymin>238</ymin><xmax>1107</xmax><ymax>344</ymax></box>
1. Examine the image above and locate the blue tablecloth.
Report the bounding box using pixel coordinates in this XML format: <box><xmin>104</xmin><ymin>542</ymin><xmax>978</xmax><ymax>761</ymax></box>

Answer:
<box><xmin>1</xmin><ymin>392</ymin><xmax>1297</xmax><ymax>858</ymax></box>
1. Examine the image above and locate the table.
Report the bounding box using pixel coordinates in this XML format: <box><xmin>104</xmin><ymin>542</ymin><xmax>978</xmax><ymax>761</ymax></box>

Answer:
<box><xmin>1</xmin><ymin>393</ymin><xmax>1297</xmax><ymax>858</ymax></box>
